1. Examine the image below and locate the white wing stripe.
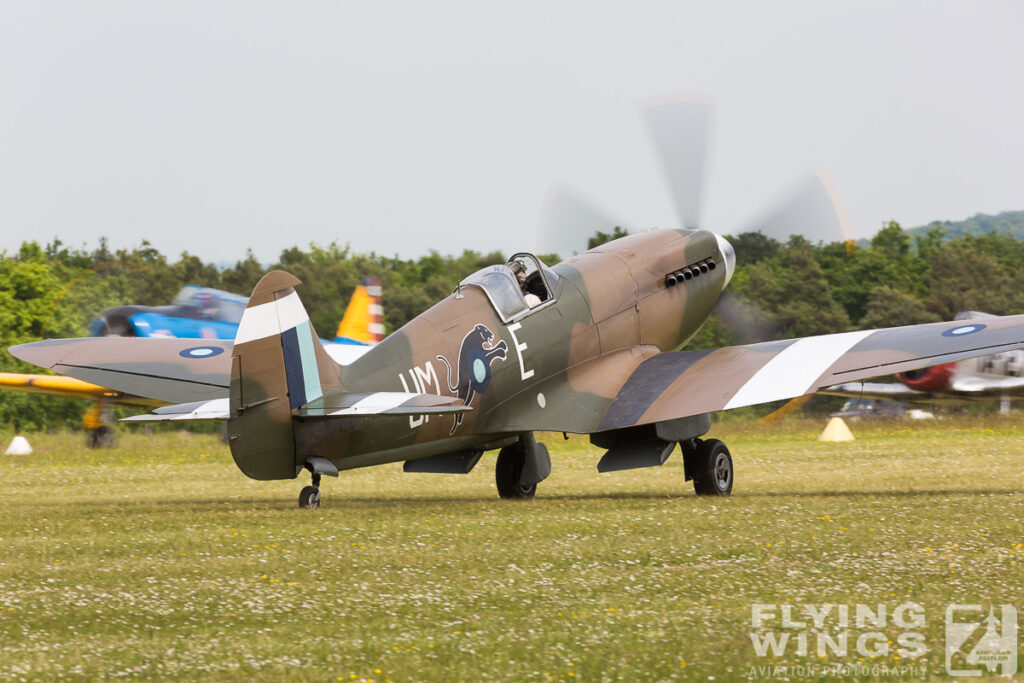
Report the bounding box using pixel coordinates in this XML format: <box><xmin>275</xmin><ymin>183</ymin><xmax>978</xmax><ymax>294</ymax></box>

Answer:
<box><xmin>328</xmin><ymin>392</ymin><xmax>420</xmax><ymax>415</ymax></box>
<box><xmin>724</xmin><ymin>330</ymin><xmax>875</xmax><ymax>409</ymax></box>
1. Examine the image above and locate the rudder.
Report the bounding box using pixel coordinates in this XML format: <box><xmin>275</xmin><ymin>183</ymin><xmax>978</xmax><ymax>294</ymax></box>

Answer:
<box><xmin>228</xmin><ymin>270</ymin><xmax>341</xmax><ymax>480</ymax></box>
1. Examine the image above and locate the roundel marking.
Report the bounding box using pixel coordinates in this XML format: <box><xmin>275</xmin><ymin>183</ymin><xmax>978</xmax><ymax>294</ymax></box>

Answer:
<box><xmin>466</xmin><ymin>347</ymin><xmax>492</xmax><ymax>393</ymax></box>
<box><xmin>473</xmin><ymin>358</ymin><xmax>487</xmax><ymax>384</ymax></box>
<box><xmin>941</xmin><ymin>324</ymin><xmax>986</xmax><ymax>338</ymax></box>
<box><xmin>179</xmin><ymin>345</ymin><xmax>225</xmax><ymax>359</ymax></box>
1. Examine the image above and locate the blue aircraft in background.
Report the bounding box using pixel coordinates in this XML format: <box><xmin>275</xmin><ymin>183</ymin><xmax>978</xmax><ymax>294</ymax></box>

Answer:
<box><xmin>88</xmin><ymin>281</ymin><xmax>385</xmax><ymax>346</ymax></box>
<box><xmin>89</xmin><ymin>286</ymin><xmax>248</xmax><ymax>340</ymax></box>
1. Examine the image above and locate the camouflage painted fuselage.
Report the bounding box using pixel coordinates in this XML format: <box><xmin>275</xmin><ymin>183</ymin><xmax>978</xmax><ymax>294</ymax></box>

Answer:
<box><xmin>295</xmin><ymin>228</ymin><xmax>731</xmax><ymax>472</ymax></box>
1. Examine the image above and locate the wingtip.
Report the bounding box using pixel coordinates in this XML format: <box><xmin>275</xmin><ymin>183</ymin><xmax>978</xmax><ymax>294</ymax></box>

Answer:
<box><xmin>7</xmin><ymin>338</ymin><xmax>78</xmax><ymax>369</ymax></box>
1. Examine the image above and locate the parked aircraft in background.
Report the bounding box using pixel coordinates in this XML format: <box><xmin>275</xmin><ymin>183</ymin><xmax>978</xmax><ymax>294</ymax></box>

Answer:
<box><xmin>823</xmin><ymin>312</ymin><xmax>1024</xmax><ymax>413</ymax></box>
<box><xmin>332</xmin><ymin>278</ymin><xmax>386</xmax><ymax>346</ymax></box>
<box><xmin>0</xmin><ymin>279</ymin><xmax>384</xmax><ymax>446</ymax></box>
<box><xmin>89</xmin><ymin>286</ymin><xmax>249</xmax><ymax>339</ymax></box>
<box><xmin>830</xmin><ymin>398</ymin><xmax>907</xmax><ymax>421</ymax></box>
<box><xmin>13</xmin><ymin>232</ymin><xmax>1024</xmax><ymax>508</ymax></box>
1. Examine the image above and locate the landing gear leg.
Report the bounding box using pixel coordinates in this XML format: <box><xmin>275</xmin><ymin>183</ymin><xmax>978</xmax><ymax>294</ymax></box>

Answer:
<box><xmin>88</xmin><ymin>425</ymin><xmax>115</xmax><ymax>449</ymax></box>
<box><xmin>682</xmin><ymin>438</ymin><xmax>733</xmax><ymax>496</ymax></box>
<box><xmin>84</xmin><ymin>401</ymin><xmax>116</xmax><ymax>449</ymax></box>
<box><xmin>299</xmin><ymin>472</ymin><xmax>321</xmax><ymax>509</ymax></box>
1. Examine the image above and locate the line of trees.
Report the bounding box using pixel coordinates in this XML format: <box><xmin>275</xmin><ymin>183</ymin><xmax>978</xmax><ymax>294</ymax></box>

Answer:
<box><xmin>4</xmin><ymin>221</ymin><xmax>1024</xmax><ymax>429</ymax></box>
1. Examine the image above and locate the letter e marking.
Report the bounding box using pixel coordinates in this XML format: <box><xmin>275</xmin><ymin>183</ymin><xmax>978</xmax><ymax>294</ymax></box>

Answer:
<box><xmin>508</xmin><ymin>322</ymin><xmax>534</xmax><ymax>381</ymax></box>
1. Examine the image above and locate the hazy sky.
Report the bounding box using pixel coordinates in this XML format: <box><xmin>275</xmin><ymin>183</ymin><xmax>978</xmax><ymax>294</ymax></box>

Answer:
<box><xmin>1</xmin><ymin>1</ymin><xmax>1021</xmax><ymax>264</ymax></box>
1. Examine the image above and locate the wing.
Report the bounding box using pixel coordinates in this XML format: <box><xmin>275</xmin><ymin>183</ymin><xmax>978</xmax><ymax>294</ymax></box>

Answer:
<box><xmin>596</xmin><ymin>316</ymin><xmax>1024</xmax><ymax>431</ymax></box>
<box><xmin>7</xmin><ymin>337</ymin><xmax>232</xmax><ymax>404</ymax></box>
<box><xmin>0</xmin><ymin>372</ymin><xmax>161</xmax><ymax>408</ymax></box>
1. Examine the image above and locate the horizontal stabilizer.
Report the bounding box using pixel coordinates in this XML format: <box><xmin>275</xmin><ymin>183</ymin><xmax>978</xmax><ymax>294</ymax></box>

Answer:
<box><xmin>122</xmin><ymin>398</ymin><xmax>229</xmax><ymax>422</ymax></box>
<box><xmin>8</xmin><ymin>337</ymin><xmax>231</xmax><ymax>404</ymax></box>
<box><xmin>295</xmin><ymin>391</ymin><xmax>471</xmax><ymax>417</ymax></box>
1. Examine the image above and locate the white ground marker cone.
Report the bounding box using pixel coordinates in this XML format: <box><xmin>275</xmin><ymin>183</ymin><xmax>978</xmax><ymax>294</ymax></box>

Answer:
<box><xmin>4</xmin><ymin>436</ymin><xmax>33</xmax><ymax>455</ymax></box>
<box><xmin>819</xmin><ymin>417</ymin><xmax>854</xmax><ymax>442</ymax></box>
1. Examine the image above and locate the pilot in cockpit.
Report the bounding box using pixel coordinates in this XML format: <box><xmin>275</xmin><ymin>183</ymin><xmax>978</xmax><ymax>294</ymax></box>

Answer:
<box><xmin>510</xmin><ymin>261</ymin><xmax>541</xmax><ymax>308</ymax></box>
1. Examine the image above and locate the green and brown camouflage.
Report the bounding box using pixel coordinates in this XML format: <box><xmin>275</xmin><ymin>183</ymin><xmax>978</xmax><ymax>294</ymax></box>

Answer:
<box><xmin>12</xmin><ymin>227</ymin><xmax>1024</xmax><ymax>505</ymax></box>
<box><xmin>274</xmin><ymin>228</ymin><xmax>731</xmax><ymax>476</ymax></box>
<box><xmin>339</xmin><ymin>228</ymin><xmax>729</xmax><ymax>432</ymax></box>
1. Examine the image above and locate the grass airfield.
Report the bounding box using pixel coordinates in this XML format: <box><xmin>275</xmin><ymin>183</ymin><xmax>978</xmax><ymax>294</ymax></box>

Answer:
<box><xmin>1</xmin><ymin>417</ymin><xmax>1023</xmax><ymax>681</ymax></box>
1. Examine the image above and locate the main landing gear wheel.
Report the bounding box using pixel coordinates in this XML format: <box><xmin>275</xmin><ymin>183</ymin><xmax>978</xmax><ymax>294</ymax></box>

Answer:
<box><xmin>496</xmin><ymin>443</ymin><xmax>536</xmax><ymax>499</ymax></box>
<box><xmin>688</xmin><ymin>438</ymin><xmax>733</xmax><ymax>496</ymax></box>
<box><xmin>299</xmin><ymin>473</ymin><xmax>322</xmax><ymax>509</ymax></box>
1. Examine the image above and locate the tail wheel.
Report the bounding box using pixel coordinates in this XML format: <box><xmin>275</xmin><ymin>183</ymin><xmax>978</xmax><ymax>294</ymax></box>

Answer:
<box><xmin>495</xmin><ymin>443</ymin><xmax>536</xmax><ymax>499</ymax></box>
<box><xmin>691</xmin><ymin>438</ymin><xmax>733</xmax><ymax>496</ymax></box>
<box><xmin>298</xmin><ymin>486</ymin><xmax>321</xmax><ymax>509</ymax></box>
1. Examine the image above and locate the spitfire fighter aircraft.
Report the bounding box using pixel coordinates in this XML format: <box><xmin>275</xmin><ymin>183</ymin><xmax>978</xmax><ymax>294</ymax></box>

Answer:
<box><xmin>11</xmin><ymin>229</ymin><xmax>1024</xmax><ymax>508</ymax></box>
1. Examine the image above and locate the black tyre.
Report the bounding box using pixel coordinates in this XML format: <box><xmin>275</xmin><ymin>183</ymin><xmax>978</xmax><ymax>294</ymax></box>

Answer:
<box><xmin>299</xmin><ymin>486</ymin><xmax>321</xmax><ymax>509</ymax></box>
<box><xmin>691</xmin><ymin>439</ymin><xmax>733</xmax><ymax>496</ymax></box>
<box><xmin>495</xmin><ymin>444</ymin><xmax>536</xmax><ymax>499</ymax></box>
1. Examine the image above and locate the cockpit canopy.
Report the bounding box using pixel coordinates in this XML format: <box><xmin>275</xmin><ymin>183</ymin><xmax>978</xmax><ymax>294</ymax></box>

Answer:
<box><xmin>458</xmin><ymin>253</ymin><xmax>558</xmax><ymax>322</ymax></box>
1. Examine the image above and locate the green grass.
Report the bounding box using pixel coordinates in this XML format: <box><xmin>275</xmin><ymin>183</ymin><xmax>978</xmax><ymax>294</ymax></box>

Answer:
<box><xmin>1</xmin><ymin>417</ymin><xmax>1023</xmax><ymax>680</ymax></box>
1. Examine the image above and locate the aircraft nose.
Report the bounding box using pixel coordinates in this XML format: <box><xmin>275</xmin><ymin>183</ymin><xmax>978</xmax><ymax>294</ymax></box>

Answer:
<box><xmin>715</xmin><ymin>233</ymin><xmax>736</xmax><ymax>288</ymax></box>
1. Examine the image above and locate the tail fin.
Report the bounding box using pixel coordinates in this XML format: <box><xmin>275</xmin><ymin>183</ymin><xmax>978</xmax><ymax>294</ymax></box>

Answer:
<box><xmin>228</xmin><ymin>270</ymin><xmax>341</xmax><ymax>480</ymax></box>
<box><xmin>334</xmin><ymin>278</ymin><xmax>385</xmax><ymax>344</ymax></box>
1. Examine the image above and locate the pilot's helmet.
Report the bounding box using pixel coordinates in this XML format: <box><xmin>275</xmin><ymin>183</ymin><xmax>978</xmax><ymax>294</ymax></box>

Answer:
<box><xmin>509</xmin><ymin>260</ymin><xmax>527</xmax><ymax>286</ymax></box>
